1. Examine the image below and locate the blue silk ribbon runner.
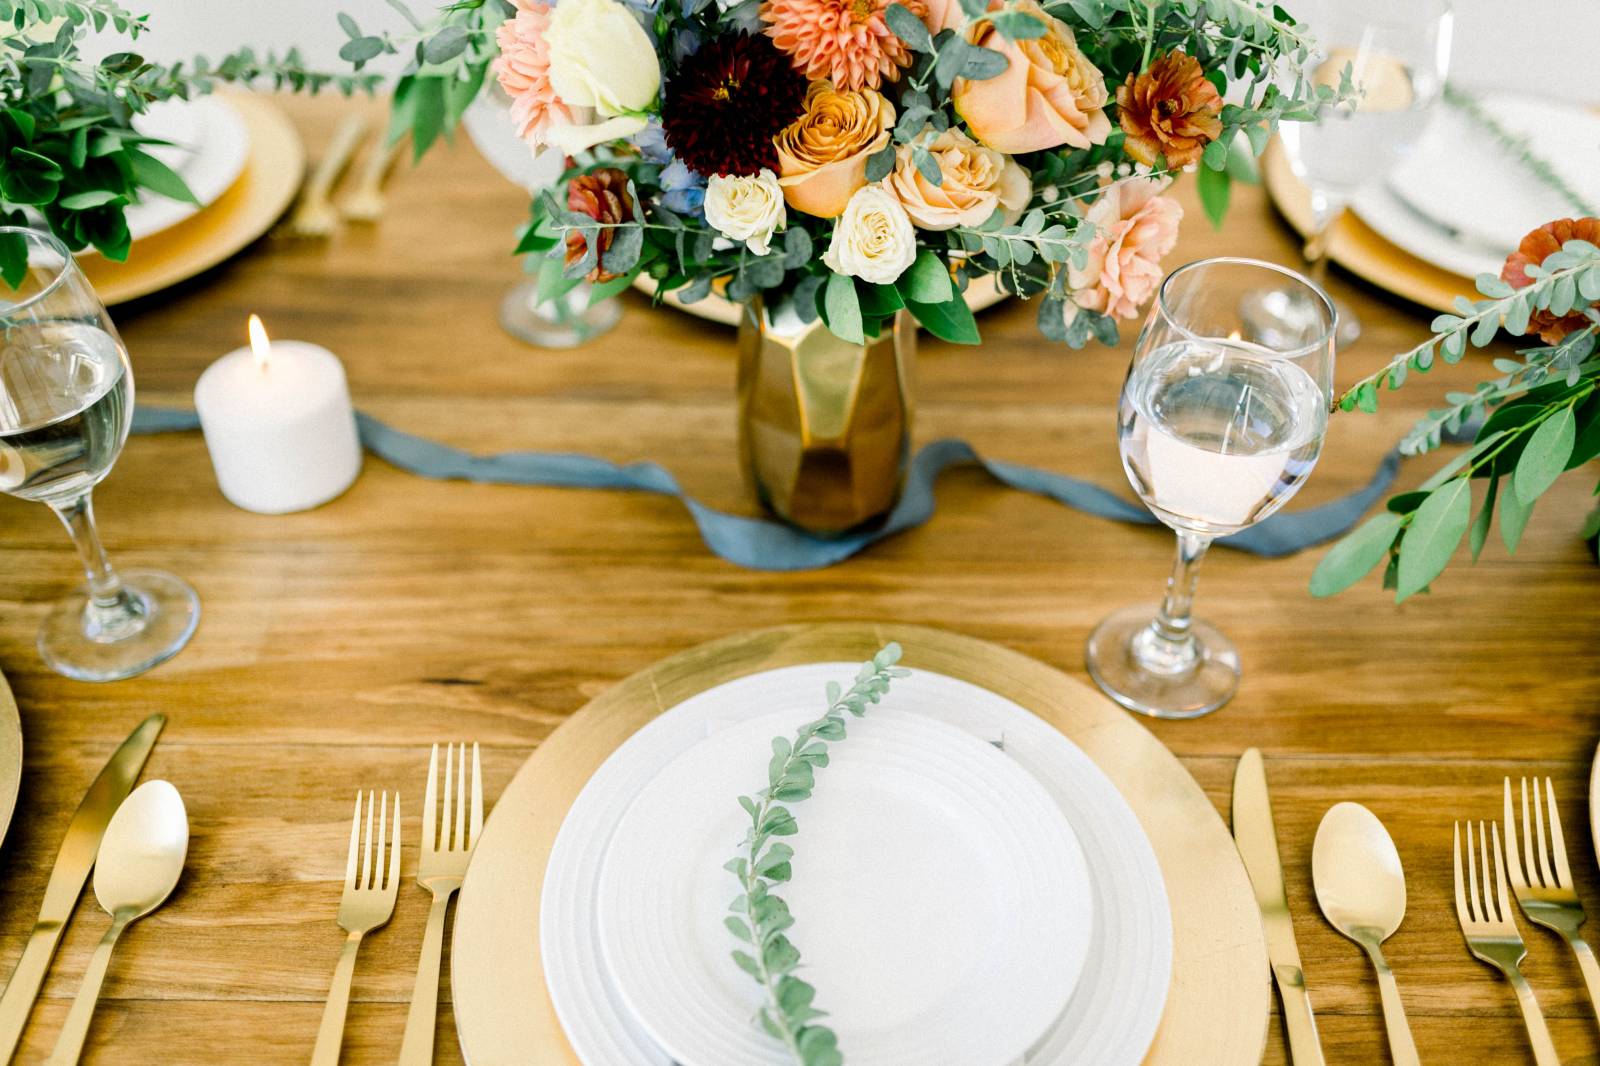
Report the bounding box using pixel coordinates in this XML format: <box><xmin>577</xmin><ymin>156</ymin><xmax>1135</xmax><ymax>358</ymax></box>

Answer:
<box><xmin>130</xmin><ymin>406</ymin><xmax>1400</xmax><ymax>572</ymax></box>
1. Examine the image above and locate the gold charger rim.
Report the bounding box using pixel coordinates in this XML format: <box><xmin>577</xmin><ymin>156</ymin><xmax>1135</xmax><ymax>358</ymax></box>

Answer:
<box><xmin>450</xmin><ymin>622</ymin><xmax>1268</xmax><ymax>1066</ymax></box>
<box><xmin>1260</xmin><ymin>139</ymin><xmax>1477</xmax><ymax>315</ymax></box>
<box><xmin>0</xmin><ymin>668</ymin><xmax>22</xmax><ymax>851</ymax></box>
<box><xmin>78</xmin><ymin>92</ymin><xmax>305</xmax><ymax>307</ymax></box>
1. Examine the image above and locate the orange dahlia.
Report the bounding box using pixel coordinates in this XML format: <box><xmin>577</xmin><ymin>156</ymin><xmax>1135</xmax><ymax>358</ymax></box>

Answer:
<box><xmin>761</xmin><ymin>0</ymin><xmax>929</xmax><ymax>92</ymax></box>
<box><xmin>1501</xmin><ymin>217</ymin><xmax>1600</xmax><ymax>344</ymax></box>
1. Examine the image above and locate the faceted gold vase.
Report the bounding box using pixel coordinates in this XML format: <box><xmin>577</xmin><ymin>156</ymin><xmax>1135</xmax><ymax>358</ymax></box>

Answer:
<box><xmin>737</xmin><ymin>301</ymin><xmax>915</xmax><ymax>536</ymax></box>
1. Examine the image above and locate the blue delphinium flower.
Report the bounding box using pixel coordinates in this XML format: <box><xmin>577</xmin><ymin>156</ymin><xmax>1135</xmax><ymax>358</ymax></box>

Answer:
<box><xmin>633</xmin><ymin>122</ymin><xmax>708</xmax><ymax>216</ymax></box>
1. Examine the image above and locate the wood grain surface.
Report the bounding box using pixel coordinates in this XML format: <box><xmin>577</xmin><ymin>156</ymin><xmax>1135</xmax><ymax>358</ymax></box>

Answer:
<box><xmin>0</xmin><ymin>94</ymin><xmax>1595</xmax><ymax>1065</ymax></box>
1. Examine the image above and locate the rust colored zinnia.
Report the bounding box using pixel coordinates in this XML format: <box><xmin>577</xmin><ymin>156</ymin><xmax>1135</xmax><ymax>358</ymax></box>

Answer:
<box><xmin>1116</xmin><ymin>50</ymin><xmax>1222</xmax><ymax>169</ymax></box>
<box><xmin>565</xmin><ymin>168</ymin><xmax>634</xmax><ymax>283</ymax></box>
<box><xmin>1500</xmin><ymin>217</ymin><xmax>1600</xmax><ymax>344</ymax></box>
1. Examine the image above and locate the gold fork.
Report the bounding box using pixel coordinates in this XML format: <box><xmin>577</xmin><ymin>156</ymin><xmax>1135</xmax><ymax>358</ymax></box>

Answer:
<box><xmin>398</xmin><ymin>743</ymin><xmax>483</xmax><ymax>1065</ymax></box>
<box><xmin>341</xmin><ymin>132</ymin><xmax>408</xmax><ymax>223</ymax></box>
<box><xmin>282</xmin><ymin>113</ymin><xmax>369</xmax><ymax>239</ymax></box>
<box><xmin>310</xmin><ymin>791</ymin><xmax>401</xmax><ymax>1066</ymax></box>
<box><xmin>1506</xmin><ymin>775</ymin><xmax>1600</xmax><ymax>1016</ymax></box>
<box><xmin>1454</xmin><ymin>820</ymin><xmax>1559</xmax><ymax>1066</ymax></box>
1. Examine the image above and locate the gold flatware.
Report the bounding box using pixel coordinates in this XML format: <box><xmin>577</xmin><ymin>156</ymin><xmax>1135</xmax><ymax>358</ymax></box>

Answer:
<box><xmin>1231</xmin><ymin>748</ymin><xmax>1326</xmax><ymax>1066</ymax></box>
<box><xmin>1505</xmin><ymin>775</ymin><xmax>1600</xmax><ymax>1016</ymax></box>
<box><xmin>341</xmin><ymin>132</ymin><xmax>408</xmax><ymax>223</ymax></box>
<box><xmin>1311</xmin><ymin>803</ymin><xmax>1419</xmax><ymax>1066</ymax></box>
<box><xmin>310</xmin><ymin>791</ymin><xmax>401</xmax><ymax>1066</ymax></box>
<box><xmin>0</xmin><ymin>713</ymin><xmax>164</xmax><ymax>1063</ymax></box>
<box><xmin>398</xmin><ymin>743</ymin><xmax>483</xmax><ymax>1065</ymax></box>
<box><xmin>282</xmin><ymin>113</ymin><xmax>369</xmax><ymax>239</ymax></box>
<box><xmin>1589</xmin><ymin>744</ymin><xmax>1599</xmax><ymax>874</ymax></box>
<box><xmin>47</xmin><ymin>781</ymin><xmax>187</xmax><ymax>1065</ymax></box>
<box><xmin>1454</xmin><ymin>820</ymin><xmax>1559</xmax><ymax>1066</ymax></box>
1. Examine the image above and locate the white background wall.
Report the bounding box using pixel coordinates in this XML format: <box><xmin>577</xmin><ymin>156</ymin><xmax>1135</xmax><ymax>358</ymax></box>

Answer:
<box><xmin>113</xmin><ymin>0</ymin><xmax>1600</xmax><ymax>105</ymax></box>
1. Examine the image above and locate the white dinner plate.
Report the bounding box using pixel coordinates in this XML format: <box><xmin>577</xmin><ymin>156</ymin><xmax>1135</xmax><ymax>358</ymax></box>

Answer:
<box><xmin>597</xmin><ymin>707</ymin><xmax>1092</xmax><ymax>1066</ymax></box>
<box><xmin>1352</xmin><ymin>184</ymin><xmax>1504</xmax><ymax>282</ymax></box>
<box><xmin>120</xmin><ymin>95</ymin><xmax>251</xmax><ymax>242</ymax></box>
<box><xmin>540</xmin><ymin>664</ymin><xmax>1172</xmax><ymax>1066</ymax></box>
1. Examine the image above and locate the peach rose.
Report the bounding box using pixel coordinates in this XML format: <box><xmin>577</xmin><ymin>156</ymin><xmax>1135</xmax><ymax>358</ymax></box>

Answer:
<box><xmin>920</xmin><ymin>0</ymin><xmax>967</xmax><ymax>32</ymax></box>
<box><xmin>774</xmin><ymin>81</ymin><xmax>896</xmax><ymax>219</ymax></box>
<box><xmin>1068</xmin><ymin>177</ymin><xmax>1182</xmax><ymax>320</ymax></box>
<box><xmin>885</xmin><ymin>127</ymin><xmax>1031</xmax><ymax>230</ymax></box>
<box><xmin>952</xmin><ymin>1</ymin><xmax>1111</xmax><ymax>155</ymax></box>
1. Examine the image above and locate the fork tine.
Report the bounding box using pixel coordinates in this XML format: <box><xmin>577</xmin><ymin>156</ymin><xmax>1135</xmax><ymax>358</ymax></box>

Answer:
<box><xmin>1504</xmin><ymin>777</ymin><xmax>1528</xmax><ymax>890</ymax></box>
<box><xmin>455</xmin><ymin>742</ymin><xmax>467</xmax><ymax>852</ymax></box>
<box><xmin>1546</xmin><ymin>777</ymin><xmax>1574</xmax><ymax>888</ymax></box>
<box><xmin>345</xmin><ymin>792</ymin><xmax>362</xmax><ymax>890</ymax></box>
<box><xmin>1467</xmin><ymin>821</ymin><xmax>1483</xmax><ymax>921</ymax></box>
<box><xmin>1492</xmin><ymin>821</ymin><xmax>1512</xmax><ymax>922</ymax></box>
<box><xmin>470</xmin><ymin>742</ymin><xmax>484</xmax><ymax>848</ymax></box>
<box><xmin>375</xmin><ymin>790</ymin><xmax>388</xmax><ymax>891</ymax></box>
<box><xmin>1533</xmin><ymin>776</ymin><xmax>1555</xmax><ymax>888</ymax></box>
<box><xmin>442</xmin><ymin>742</ymin><xmax>456</xmax><ymax>852</ymax></box>
<box><xmin>1521</xmin><ymin>778</ymin><xmax>1540</xmax><ymax>888</ymax></box>
<box><xmin>1454</xmin><ymin>822</ymin><xmax>1472</xmax><ymax>926</ymax></box>
<box><xmin>361</xmin><ymin>790</ymin><xmax>376</xmax><ymax>890</ymax></box>
<box><xmin>422</xmin><ymin>743</ymin><xmax>439</xmax><ymax>853</ymax></box>
<box><xmin>388</xmin><ymin>793</ymin><xmax>402</xmax><ymax>892</ymax></box>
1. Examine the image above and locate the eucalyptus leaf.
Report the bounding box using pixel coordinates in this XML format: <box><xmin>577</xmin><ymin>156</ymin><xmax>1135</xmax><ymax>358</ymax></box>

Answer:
<box><xmin>1395</xmin><ymin>479</ymin><xmax>1471</xmax><ymax>601</ymax></box>
<box><xmin>1469</xmin><ymin>476</ymin><xmax>1497</xmax><ymax>562</ymax></box>
<box><xmin>1513</xmin><ymin>405</ymin><xmax>1576</xmax><ymax>505</ymax></box>
<box><xmin>823</xmin><ymin>272</ymin><xmax>863</xmax><ymax>344</ymax></box>
<box><xmin>883</xmin><ymin>3</ymin><xmax>932</xmax><ymax>51</ymax></box>
<box><xmin>1310</xmin><ymin>511</ymin><xmax>1402</xmax><ymax>597</ymax></box>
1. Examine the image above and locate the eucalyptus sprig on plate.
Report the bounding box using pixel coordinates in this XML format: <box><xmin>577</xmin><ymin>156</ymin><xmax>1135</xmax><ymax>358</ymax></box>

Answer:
<box><xmin>723</xmin><ymin>644</ymin><xmax>910</xmax><ymax>1066</ymax></box>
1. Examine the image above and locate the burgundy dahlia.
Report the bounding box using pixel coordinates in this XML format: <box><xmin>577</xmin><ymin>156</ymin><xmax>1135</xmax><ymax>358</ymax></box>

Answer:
<box><xmin>660</xmin><ymin>34</ymin><xmax>808</xmax><ymax>177</ymax></box>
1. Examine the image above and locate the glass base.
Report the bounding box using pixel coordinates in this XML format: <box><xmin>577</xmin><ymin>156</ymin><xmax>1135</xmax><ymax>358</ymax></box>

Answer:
<box><xmin>1238</xmin><ymin>287</ymin><xmax>1360</xmax><ymax>348</ymax></box>
<box><xmin>500</xmin><ymin>278</ymin><xmax>622</xmax><ymax>348</ymax></box>
<box><xmin>1085</xmin><ymin>603</ymin><xmax>1240</xmax><ymax>720</ymax></box>
<box><xmin>38</xmin><ymin>569</ymin><xmax>200</xmax><ymax>682</ymax></box>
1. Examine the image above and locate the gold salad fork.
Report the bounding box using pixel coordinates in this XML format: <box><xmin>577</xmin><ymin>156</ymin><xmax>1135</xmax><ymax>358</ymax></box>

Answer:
<box><xmin>1454</xmin><ymin>820</ymin><xmax>1559</xmax><ymax>1066</ymax></box>
<box><xmin>398</xmin><ymin>743</ymin><xmax>483</xmax><ymax>1065</ymax></box>
<box><xmin>1506</xmin><ymin>775</ymin><xmax>1600</xmax><ymax>1016</ymax></box>
<box><xmin>282</xmin><ymin>113</ymin><xmax>369</xmax><ymax>239</ymax></box>
<box><xmin>311</xmin><ymin>791</ymin><xmax>401</xmax><ymax>1066</ymax></box>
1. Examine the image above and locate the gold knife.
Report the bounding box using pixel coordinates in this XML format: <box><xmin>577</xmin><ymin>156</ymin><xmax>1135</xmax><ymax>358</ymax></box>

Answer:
<box><xmin>0</xmin><ymin>714</ymin><xmax>164</xmax><ymax>1062</ymax></box>
<box><xmin>1232</xmin><ymin>747</ymin><xmax>1325</xmax><ymax>1066</ymax></box>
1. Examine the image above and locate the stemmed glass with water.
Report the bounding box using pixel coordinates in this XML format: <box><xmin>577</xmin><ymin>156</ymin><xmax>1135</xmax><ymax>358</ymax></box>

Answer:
<box><xmin>0</xmin><ymin>227</ymin><xmax>199</xmax><ymax>681</ymax></box>
<box><xmin>1086</xmin><ymin>258</ymin><xmax>1336</xmax><ymax>719</ymax></box>
<box><xmin>1244</xmin><ymin>0</ymin><xmax>1453</xmax><ymax>347</ymax></box>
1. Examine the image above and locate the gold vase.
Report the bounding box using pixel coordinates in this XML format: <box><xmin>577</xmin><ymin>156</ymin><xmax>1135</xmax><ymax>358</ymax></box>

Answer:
<box><xmin>737</xmin><ymin>300</ymin><xmax>915</xmax><ymax>536</ymax></box>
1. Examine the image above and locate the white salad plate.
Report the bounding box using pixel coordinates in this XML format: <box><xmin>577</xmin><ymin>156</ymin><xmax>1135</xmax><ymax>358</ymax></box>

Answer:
<box><xmin>540</xmin><ymin>664</ymin><xmax>1173</xmax><ymax>1066</ymax></box>
<box><xmin>1352</xmin><ymin>183</ymin><xmax>1504</xmax><ymax>282</ymax></box>
<box><xmin>120</xmin><ymin>95</ymin><xmax>251</xmax><ymax>241</ymax></box>
<box><xmin>596</xmin><ymin>707</ymin><xmax>1092</xmax><ymax>1066</ymax></box>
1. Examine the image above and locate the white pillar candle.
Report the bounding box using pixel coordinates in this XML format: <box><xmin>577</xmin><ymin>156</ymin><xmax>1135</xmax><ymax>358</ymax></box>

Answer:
<box><xmin>194</xmin><ymin>315</ymin><xmax>362</xmax><ymax>514</ymax></box>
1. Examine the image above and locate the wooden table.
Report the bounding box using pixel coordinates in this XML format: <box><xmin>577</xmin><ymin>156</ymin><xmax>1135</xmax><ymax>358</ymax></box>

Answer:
<box><xmin>0</xmin><ymin>94</ymin><xmax>1595</xmax><ymax>1066</ymax></box>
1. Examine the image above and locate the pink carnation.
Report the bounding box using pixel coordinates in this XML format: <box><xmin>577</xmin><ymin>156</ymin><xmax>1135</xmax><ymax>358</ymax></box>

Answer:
<box><xmin>1068</xmin><ymin>177</ymin><xmax>1182</xmax><ymax>321</ymax></box>
<box><xmin>493</xmin><ymin>0</ymin><xmax>573</xmax><ymax>147</ymax></box>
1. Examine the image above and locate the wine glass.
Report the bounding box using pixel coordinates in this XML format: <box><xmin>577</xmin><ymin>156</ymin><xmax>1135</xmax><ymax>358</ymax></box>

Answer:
<box><xmin>1243</xmin><ymin>0</ymin><xmax>1453</xmax><ymax>347</ymax></box>
<box><xmin>0</xmin><ymin>227</ymin><xmax>199</xmax><ymax>681</ymax></box>
<box><xmin>1086</xmin><ymin>258</ymin><xmax>1335</xmax><ymax>719</ymax></box>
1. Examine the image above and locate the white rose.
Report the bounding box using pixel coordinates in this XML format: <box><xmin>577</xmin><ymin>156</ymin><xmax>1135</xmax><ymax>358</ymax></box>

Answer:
<box><xmin>823</xmin><ymin>184</ymin><xmax>917</xmax><ymax>285</ymax></box>
<box><xmin>704</xmin><ymin>169</ymin><xmax>786</xmax><ymax>256</ymax></box>
<box><xmin>543</xmin><ymin>0</ymin><xmax>661</xmax><ymax>154</ymax></box>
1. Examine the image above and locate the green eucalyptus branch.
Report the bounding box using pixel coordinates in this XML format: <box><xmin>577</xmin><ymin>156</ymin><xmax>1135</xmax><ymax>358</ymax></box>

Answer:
<box><xmin>1444</xmin><ymin>85</ymin><xmax>1598</xmax><ymax>219</ymax></box>
<box><xmin>724</xmin><ymin>644</ymin><xmax>910</xmax><ymax>1066</ymax></box>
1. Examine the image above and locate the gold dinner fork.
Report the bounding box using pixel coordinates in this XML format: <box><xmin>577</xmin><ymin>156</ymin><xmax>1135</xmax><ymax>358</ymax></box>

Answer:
<box><xmin>282</xmin><ymin>113</ymin><xmax>370</xmax><ymax>239</ymax></box>
<box><xmin>1454</xmin><ymin>820</ymin><xmax>1559</xmax><ymax>1066</ymax></box>
<box><xmin>341</xmin><ymin>132</ymin><xmax>408</xmax><ymax>223</ymax></box>
<box><xmin>1505</xmin><ymin>775</ymin><xmax>1600</xmax><ymax>1017</ymax></box>
<box><xmin>398</xmin><ymin>743</ymin><xmax>483</xmax><ymax>1065</ymax></box>
<box><xmin>311</xmin><ymin>790</ymin><xmax>401</xmax><ymax>1066</ymax></box>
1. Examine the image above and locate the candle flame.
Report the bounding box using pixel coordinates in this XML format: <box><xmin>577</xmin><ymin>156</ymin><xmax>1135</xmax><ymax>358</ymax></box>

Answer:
<box><xmin>248</xmin><ymin>314</ymin><xmax>271</xmax><ymax>372</ymax></box>
<box><xmin>1227</xmin><ymin>329</ymin><xmax>1242</xmax><ymax>342</ymax></box>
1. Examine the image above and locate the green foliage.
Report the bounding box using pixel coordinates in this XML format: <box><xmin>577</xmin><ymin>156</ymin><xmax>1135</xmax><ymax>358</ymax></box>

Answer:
<box><xmin>1444</xmin><ymin>85</ymin><xmax>1597</xmax><ymax>218</ymax></box>
<box><xmin>0</xmin><ymin>2</ymin><xmax>376</xmax><ymax>282</ymax></box>
<box><xmin>726</xmin><ymin>645</ymin><xmax>911</xmax><ymax>1066</ymax></box>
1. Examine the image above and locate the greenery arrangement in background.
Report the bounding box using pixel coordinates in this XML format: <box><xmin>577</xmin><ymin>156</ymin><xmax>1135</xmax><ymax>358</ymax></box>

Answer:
<box><xmin>0</xmin><ymin>0</ymin><xmax>373</xmax><ymax>286</ymax></box>
<box><xmin>1312</xmin><ymin>229</ymin><xmax>1600</xmax><ymax>602</ymax></box>
<box><xmin>1443</xmin><ymin>85</ymin><xmax>1598</xmax><ymax>220</ymax></box>
<box><xmin>724</xmin><ymin>644</ymin><xmax>908</xmax><ymax>1066</ymax></box>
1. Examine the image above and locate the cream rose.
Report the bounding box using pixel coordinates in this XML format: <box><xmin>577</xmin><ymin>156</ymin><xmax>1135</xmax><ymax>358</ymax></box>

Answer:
<box><xmin>704</xmin><ymin>169</ymin><xmax>787</xmax><ymax>255</ymax></box>
<box><xmin>543</xmin><ymin>0</ymin><xmax>661</xmax><ymax>154</ymax></box>
<box><xmin>886</xmin><ymin>128</ymin><xmax>1031</xmax><ymax>230</ymax></box>
<box><xmin>823</xmin><ymin>184</ymin><xmax>917</xmax><ymax>285</ymax></box>
<box><xmin>775</xmin><ymin>82</ymin><xmax>896</xmax><ymax>220</ymax></box>
<box><xmin>1068</xmin><ymin>177</ymin><xmax>1183</xmax><ymax>320</ymax></box>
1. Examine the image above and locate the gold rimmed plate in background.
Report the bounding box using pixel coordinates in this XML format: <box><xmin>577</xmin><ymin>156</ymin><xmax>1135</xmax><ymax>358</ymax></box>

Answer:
<box><xmin>0</xmin><ymin>668</ymin><xmax>19</xmax><ymax>849</ymax></box>
<box><xmin>78</xmin><ymin>93</ymin><xmax>306</xmax><ymax>306</ymax></box>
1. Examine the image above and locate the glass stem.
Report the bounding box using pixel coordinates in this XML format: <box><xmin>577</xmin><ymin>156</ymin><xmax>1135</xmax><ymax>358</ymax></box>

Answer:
<box><xmin>1132</xmin><ymin>531</ymin><xmax>1213</xmax><ymax>676</ymax></box>
<box><xmin>1303</xmin><ymin>189</ymin><xmax>1346</xmax><ymax>290</ymax></box>
<box><xmin>48</xmin><ymin>493</ymin><xmax>147</xmax><ymax>642</ymax></box>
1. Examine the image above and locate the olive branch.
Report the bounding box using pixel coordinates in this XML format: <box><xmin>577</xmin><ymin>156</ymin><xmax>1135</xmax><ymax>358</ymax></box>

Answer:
<box><xmin>723</xmin><ymin>644</ymin><xmax>909</xmax><ymax>1066</ymax></box>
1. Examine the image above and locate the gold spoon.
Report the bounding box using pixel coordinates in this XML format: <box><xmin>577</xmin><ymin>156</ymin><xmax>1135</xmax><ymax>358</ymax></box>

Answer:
<box><xmin>1312</xmin><ymin>802</ymin><xmax>1419</xmax><ymax>1066</ymax></box>
<box><xmin>47</xmin><ymin>780</ymin><xmax>188</xmax><ymax>1065</ymax></box>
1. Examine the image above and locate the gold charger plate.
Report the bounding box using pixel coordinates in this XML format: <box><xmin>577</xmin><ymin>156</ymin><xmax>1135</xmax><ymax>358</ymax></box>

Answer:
<box><xmin>78</xmin><ymin>93</ymin><xmax>305</xmax><ymax>306</ymax></box>
<box><xmin>0</xmin><ymin>668</ymin><xmax>22</xmax><ymax>849</ymax></box>
<box><xmin>451</xmin><ymin>622</ymin><xmax>1269</xmax><ymax>1066</ymax></box>
<box><xmin>1261</xmin><ymin>139</ymin><xmax>1476</xmax><ymax>314</ymax></box>
<box><xmin>632</xmin><ymin>271</ymin><xmax>1007</xmax><ymax>327</ymax></box>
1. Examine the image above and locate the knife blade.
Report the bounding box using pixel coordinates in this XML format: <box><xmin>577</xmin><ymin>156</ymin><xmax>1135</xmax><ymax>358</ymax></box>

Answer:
<box><xmin>1232</xmin><ymin>747</ymin><xmax>1325</xmax><ymax>1066</ymax></box>
<box><xmin>0</xmin><ymin>713</ymin><xmax>164</xmax><ymax>1063</ymax></box>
